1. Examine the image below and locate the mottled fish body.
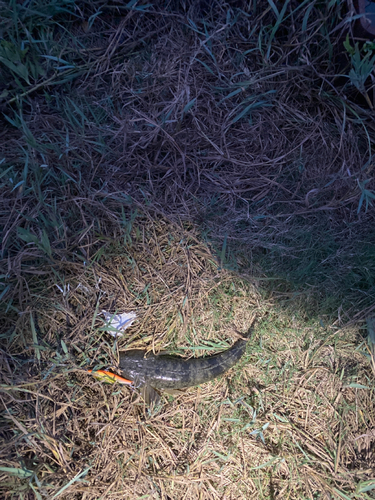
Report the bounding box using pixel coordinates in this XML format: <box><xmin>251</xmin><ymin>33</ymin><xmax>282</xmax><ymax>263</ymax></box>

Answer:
<box><xmin>119</xmin><ymin>338</ymin><xmax>247</xmax><ymax>394</ymax></box>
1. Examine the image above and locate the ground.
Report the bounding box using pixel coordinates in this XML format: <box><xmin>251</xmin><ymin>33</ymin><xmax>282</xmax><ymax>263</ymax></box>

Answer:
<box><xmin>1</xmin><ymin>1</ymin><xmax>375</xmax><ymax>498</ymax></box>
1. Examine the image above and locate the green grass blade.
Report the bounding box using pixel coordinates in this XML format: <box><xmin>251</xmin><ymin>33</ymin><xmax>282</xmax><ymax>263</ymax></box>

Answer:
<box><xmin>30</xmin><ymin>313</ymin><xmax>40</xmax><ymax>363</ymax></box>
<box><xmin>0</xmin><ymin>467</ymin><xmax>33</xmax><ymax>478</ymax></box>
<box><xmin>51</xmin><ymin>467</ymin><xmax>91</xmax><ymax>499</ymax></box>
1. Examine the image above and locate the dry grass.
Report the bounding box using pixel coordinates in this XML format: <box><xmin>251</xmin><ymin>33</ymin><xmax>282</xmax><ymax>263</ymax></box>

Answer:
<box><xmin>1</xmin><ymin>215</ymin><xmax>375</xmax><ymax>499</ymax></box>
<box><xmin>1</xmin><ymin>0</ymin><xmax>375</xmax><ymax>498</ymax></box>
<box><xmin>1</xmin><ymin>0</ymin><xmax>374</xmax><ymax>313</ymax></box>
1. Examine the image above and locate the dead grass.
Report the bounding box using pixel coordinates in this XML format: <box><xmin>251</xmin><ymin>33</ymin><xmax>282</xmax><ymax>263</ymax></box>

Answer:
<box><xmin>1</xmin><ymin>0</ymin><xmax>375</xmax><ymax>498</ymax></box>
<box><xmin>1</xmin><ymin>216</ymin><xmax>375</xmax><ymax>499</ymax></box>
<box><xmin>1</xmin><ymin>0</ymin><xmax>374</xmax><ymax>313</ymax></box>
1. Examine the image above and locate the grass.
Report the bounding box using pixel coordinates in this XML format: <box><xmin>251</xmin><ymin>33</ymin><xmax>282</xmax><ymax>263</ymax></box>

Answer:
<box><xmin>1</xmin><ymin>0</ymin><xmax>375</xmax><ymax>498</ymax></box>
<box><xmin>1</xmin><ymin>218</ymin><xmax>374</xmax><ymax>498</ymax></box>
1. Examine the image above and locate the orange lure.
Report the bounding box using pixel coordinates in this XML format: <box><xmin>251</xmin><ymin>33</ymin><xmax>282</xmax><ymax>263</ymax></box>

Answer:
<box><xmin>88</xmin><ymin>369</ymin><xmax>133</xmax><ymax>385</ymax></box>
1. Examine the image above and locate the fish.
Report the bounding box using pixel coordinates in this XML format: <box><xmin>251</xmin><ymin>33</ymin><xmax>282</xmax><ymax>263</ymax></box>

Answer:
<box><xmin>119</xmin><ymin>325</ymin><xmax>254</xmax><ymax>405</ymax></box>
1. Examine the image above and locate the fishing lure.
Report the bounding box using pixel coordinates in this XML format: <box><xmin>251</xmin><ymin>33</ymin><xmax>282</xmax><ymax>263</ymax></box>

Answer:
<box><xmin>87</xmin><ymin>369</ymin><xmax>132</xmax><ymax>385</ymax></box>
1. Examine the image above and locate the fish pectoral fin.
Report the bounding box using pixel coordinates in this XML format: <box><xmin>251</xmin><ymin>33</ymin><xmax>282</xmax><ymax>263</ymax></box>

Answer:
<box><xmin>162</xmin><ymin>388</ymin><xmax>187</xmax><ymax>397</ymax></box>
<box><xmin>140</xmin><ymin>384</ymin><xmax>161</xmax><ymax>407</ymax></box>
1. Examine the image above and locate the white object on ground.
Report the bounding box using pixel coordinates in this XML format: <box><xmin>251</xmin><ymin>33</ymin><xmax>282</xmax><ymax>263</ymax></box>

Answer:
<box><xmin>101</xmin><ymin>311</ymin><xmax>137</xmax><ymax>337</ymax></box>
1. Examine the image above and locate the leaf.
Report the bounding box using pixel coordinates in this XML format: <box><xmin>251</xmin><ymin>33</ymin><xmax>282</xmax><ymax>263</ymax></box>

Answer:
<box><xmin>0</xmin><ymin>165</ymin><xmax>13</xmax><ymax>180</ymax></box>
<box><xmin>266</xmin><ymin>0</ymin><xmax>290</xmax><ymax>59</ymax></box>
<box><xmin>220</xmin><ymin>234</ymin><xmax>227</xmax><ymax>265</ymax></box>
<box><xmin>160</xmin><ymin>107</ymin><xmax>174</xmax><ymax>125</ymax></box>
<box><xmin>133</xmin><ymin>4</ymin><xmax>152</xmax><ymax>11</ymax></box>
<box><xmin>30</xmin><ymin>313</ymin><xmax>40</xmax><ymax>362</ymax></box>
<box><xmin>41</xmin><ymin>55</ymin><xmax>73</xmax><ymax>65</ymax></box>
<box><xmin>204</xmin><ymin>44</ymin><xmax>217</xmax><ymax>66</ymax></box>
<box><xmin>41</xmin><ymin>229</ymin><xmax>52</xmax><ymax>256</ymax></box>
<box><xmin>0</xmin><ymin>284</ymin><xmax>10</xmax><ymax>302</ymax></box>
<box><xmin>195</xmin><ymin>58</ymin><xmax>215</xmax><ymax>76</ymax></box>
<box><xmin>51</xmin><ymin>467</ymin><xmax>91</xmax><ymax>499</ymax></box>
<box><xmin>61</xmin><ymin>339</ymin><xmax>68</xmax><ymax>354</ymax></box>
<box><xmin>125</xmin><ymin>0</ymin><xmax>152</xmax><ymax>10</ymax></box>
<box><xmin>231</xmin><ymin>100</ymin><xmax>270</xmax><ymax>124</ymax></box>
<box><xmin>181</xmin><ymin>98</ymin><xmax>196</xmax><ymax>119</ymax></box>
<box><xmin>344</xmin><ymin>383</ymin><xmax>370</xmax><ymax>389</ymax></box>
<box><xmin>219</xmin><ymin>87</ymin><xmax>244</xmax><ymax>103</ymax></box>
<box><xmin>11</xmin><ymin>179</ymin><xmax>24</xmax><ymax>192</ymax></box>
<box><xmin>267</xmin><ymin>0</ymin><xmax>279</xmax><ymax>17</ymax></box>
<box><xmin>3</xmin><ymin>113</ymin><xmax>20</xmax><ymax>127</ymax></box>
<box><xmin>343</xmin><ymin>33</ymin><xmax>355</xmax><ymax>56</ymax></box>
<box><xmin>30</xmin><ymin>482</ymin><xmax>43</xmax><ymax>500</ymax></box>
<box><xmin>302</xmin><ymin>2</ymin><xmax>316</xmax><ymax>33</ymax></box>
<box><xmin>0</xmin><ymin>56</ymin><xmax>30</xmax><ymax>84</ymax></box>
<box><xmin>367</xmin><ymin>317</ymin><xmax>375</xmax><ymax>344</ymax></box>
<box><xmin>187</xmin><ymin>18</ymin><xmax>201</xmax><ymax>34</ymax></box>
<box><xmin>249</xmin><ymin>456</ymin><xmax>279</xmax><ymax>470</ymax></box>
<box><xmin>273</xmin><ymin>413</ymin><xmax>289</xmax><ymax>423</ymax></box>
<box><xmin>0</xmin><ymin>466</ymin><xmax>33</xmax><ymax>478</ymax></box>
<box><xmin>65</xmin><ymin>97</ymin><xmax>88</xmax><ymax>124</ymax></box>
<box><xmin>55</xmin><ymin>65</ymin><xmax>75</xmax><ymax>71</ymax></box>
<box><xmin>212</xmin><ymin>450</ymin><xmax>231</xmax><ymax>461</ymax></box>
<box><xmin>332</xmin><ymin>487</ymin><xmax>353</xmax><ymax>500</ymax></box>
<box><xmin>126</xmin><ymin>0</ymin><xmax>138</xmax><ymax>7</ymax></box>
<box><xmin>357</xmin><ymin>191</ymin><xmax>365</xmax><ymax>214</ymax></box>
<box><xmin>18</xmin><ymin>227</ymin><xmax>39</xmax><ymax>245</ymax></box>
<box><xmin>365</xmin><ymin>189</ymin><xmax>375</xmax><ymax>200</ymax></box>
<box><xmin>357</xmin><ymin>480</ymin><xmax>375</xmax><ymax>493</ymax></box>
<box><xmin>88</xmin><ymin>10</ymin><xmax>103</xmax><ymax>29</ymax></box>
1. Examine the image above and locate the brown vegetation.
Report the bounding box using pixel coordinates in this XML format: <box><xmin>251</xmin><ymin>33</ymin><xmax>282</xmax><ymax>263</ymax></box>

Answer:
<box><xmin>1</xmin><ymin>1</ymin><xmax>375</xmax><ymax>498</ymax></box>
